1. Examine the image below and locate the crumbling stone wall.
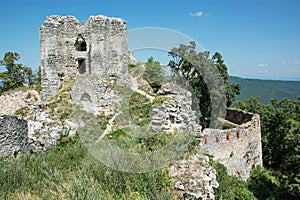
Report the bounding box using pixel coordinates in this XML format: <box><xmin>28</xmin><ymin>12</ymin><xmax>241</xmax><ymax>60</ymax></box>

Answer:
<box><xmin>169</xmin><ymin>154</ymin><xmax>218</xmax><ymax>200</ymax></box>
<box><xmin>202</xmin><ymin>109</ymin><xmax>263</xmax><ymax>180</ymax></box>
<box><xmin>26</xmin><ymin>104</ymin><xmax>78</xmax><ymax>154</ymax></box>
<box><xmin>0</xmin><ymin>90</ymin><xmax>40</xmax><ymax>115</ymax></box>
<box><xmin>0</xmin><ymin>115</ymin><xmax>28</xmax><ymax>158</ymax></box>
<box><xmin>151</xmin><ymin>83</ymin><xmax>202</xmax><ymax>136</ymax></box>
<box><xmin>40</xmin><ymin>15</ymin><xmax>128</xmax><ymax>100</ymax></box>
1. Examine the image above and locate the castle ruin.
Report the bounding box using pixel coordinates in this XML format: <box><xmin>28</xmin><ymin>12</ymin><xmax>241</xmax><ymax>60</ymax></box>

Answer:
<box><xmin>40</xmin><ymin>15</ymin><xmax>128</xmax><ymax>100</ymax></box>
<box><xmin>0</xmin><ymin>15</ymin><xmax>263</xmax><ymax>182</ymax></box>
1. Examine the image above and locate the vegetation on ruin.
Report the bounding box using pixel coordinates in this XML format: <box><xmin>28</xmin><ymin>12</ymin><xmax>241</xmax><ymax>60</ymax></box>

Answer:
<box><xmin>14</xmin><ymin>106</ymin><xmax>30</xmax><ymax>117</ymax></box>
<box><xmin>47</xmin><ymin>78</ymin><xmax>74</xmax><ymax>121</ymax></box>
<box><xmin>129</xmin><ymin>92</ymin><xmax>152</xmax><ymax>126</ymax></box>
<box><xmin>152</xmin><ymin>95</ymin><xmax>168</xmax><ymax>106</ymax></box>
<box><xmin>1</xmin><ymin>48</ymin><xmax>299</xmax><ymax>199</ymax></box>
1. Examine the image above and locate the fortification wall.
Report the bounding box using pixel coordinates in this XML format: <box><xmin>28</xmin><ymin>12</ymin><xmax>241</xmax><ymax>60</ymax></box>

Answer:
<box><xmin>202</xmin><ymin>109</ymin><xmax>262</xmax><ymax>180</ymax></box>
<box><xmin>40</xmin><ymin>15</ymin><xmax>128</xmax><ymax>100</ymax></box>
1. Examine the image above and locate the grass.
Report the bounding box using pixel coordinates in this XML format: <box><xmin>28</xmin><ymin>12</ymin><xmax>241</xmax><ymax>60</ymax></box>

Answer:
<box><xmin>152</xmin><ymin>95</ymin><xmax>168</xmax><ymax>106</ymax></box>
<box><xmin>128</xmin><ymin>92</ymin><xmax>152</xmax><ymax>126</ymax></box>
<box><xmin>47</xmin><ymin>79</ymin><xmax>74</xmax><ymax>121</ymax></box>
<box><xmin>14</xmin><ymin>106</ymin><xmax>30</xmax><ymax>117</ymax></box>
<box><xmin>0</xmin><ymin>86</ymin><xmax>33</xmax><ymax>95</ymax></box>
<box><xmin>0</xmin><ymin>136</ymin><xmax>173</xmax><ymax>200</ymax></box>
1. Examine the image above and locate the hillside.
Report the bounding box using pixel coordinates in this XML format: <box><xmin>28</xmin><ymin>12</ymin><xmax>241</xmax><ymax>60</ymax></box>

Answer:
<box><xmin>229</xmin><ymin>76</ymin><xmax>300</xmax><ymax>104</ymax></box>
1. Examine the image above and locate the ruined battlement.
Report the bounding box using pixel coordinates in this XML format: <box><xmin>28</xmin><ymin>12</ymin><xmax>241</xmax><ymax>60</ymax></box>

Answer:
<box><xmin>202</xmin><ymin>109</ymin><xmax>262</xmax><ymax>180</ymax></box>
<box><xmin>40</xmin><ymin>15</ymin><xmax>128</xmax><ymax>100</ymax></box>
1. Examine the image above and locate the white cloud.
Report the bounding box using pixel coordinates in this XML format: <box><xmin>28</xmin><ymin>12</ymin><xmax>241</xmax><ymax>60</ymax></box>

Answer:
<box><xmin>257</xmin><ymin>63</ymin><xmax>268</xmax><ymax>67</ymax></box>
<box><xmin>292</xmin><ymin>59</ymin><xmax>299</xmax><ymax>65</ymax></box>
<box><xmin>282</xmin><ymin>59</ymin><xmax>299</xmax><ymax>65</ymax></box>
<box><xmin>190</xmin><ymin>11</ymin><xmax>203</xmax><ymax>17</ymax></box>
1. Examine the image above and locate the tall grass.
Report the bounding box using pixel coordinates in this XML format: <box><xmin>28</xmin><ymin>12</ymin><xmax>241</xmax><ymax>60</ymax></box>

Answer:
<box><xmin>0</xmin><ymin>137</ymin><xmax>172</xmax><ymax>199</ymax></box>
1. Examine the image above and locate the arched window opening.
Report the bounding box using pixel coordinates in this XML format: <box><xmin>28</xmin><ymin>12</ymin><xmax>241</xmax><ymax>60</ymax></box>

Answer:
<box><xmin>81</xmin><ymin>93</ymin><xmax>92</xmax><ymax>103</ymax></box>
<box><xmin>75</xmin><ymin>34</ymin><xmax>87</xmax><ymax>51</ymax></box>
<box><xmin>78</xmin><ymin>58</ymin><xmax>86</xmax><ymax>74</ymax></box>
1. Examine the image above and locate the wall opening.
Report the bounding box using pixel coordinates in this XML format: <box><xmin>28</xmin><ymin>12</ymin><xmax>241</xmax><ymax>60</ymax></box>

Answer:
<box><xmin>226</xmin><ymin>133</ymin><xmax>230</xmax><ymax>141</ymax></box>
<box><xmin>81</xmin><ymin>93</ymin><xmax>92</xmax><ymax>103</ymax></box>
<box><xmin>57</xmin><ymin>72</ymin><xmax>64</xmax><ymax>81</ymax></box>
<box><xmin>216</xmin><ymin>137</ymin><xmax>219</xmax><ymax>143</ymax></box>
<box><xmin>236</xmin><ymin>131</ymin><xmax>240</xmax><ymax>139</ymax></box>
<box><xmin>75</xmin><ymin>34</ymin><xmax>87</xmax><ymax>51</ymax></box>
<box><xmin>78</xmin><ymin>58</ymin><xmax>86</xmax><ymax>74</ymax></box>
<box><xmin>204</xmin><ymin>137</ymin><xmax>208</xmax><ymax>145</ymax></box>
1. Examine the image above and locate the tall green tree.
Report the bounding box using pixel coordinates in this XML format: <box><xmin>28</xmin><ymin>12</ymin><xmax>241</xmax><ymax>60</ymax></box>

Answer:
<box><xmin>0</xmin><ymin>52</ymin><xmax>35</xmax><ymax>93</ymax></box>
<box><xmin>212</xmin><ymin>52</ymin><xmax>241</xmax><ymax>107</ymax></box>
<box><xmin>168</xmin><ymin>42</ymin><xmax>240</xmax><ymax>128</ymax></box>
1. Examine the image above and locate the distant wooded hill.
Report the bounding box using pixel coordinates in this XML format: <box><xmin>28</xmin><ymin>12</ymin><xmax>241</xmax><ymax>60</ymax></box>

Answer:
<box><xmin>229</xmin><ymin>76</ymin><xmax>300</xmax><ymax>104</ymax></box>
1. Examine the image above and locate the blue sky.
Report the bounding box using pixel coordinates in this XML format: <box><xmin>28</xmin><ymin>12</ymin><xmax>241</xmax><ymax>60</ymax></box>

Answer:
<box><xmin>0</xmin><ymin>0</ymin><xmax>299</xmax><ymax>80</ymax></box>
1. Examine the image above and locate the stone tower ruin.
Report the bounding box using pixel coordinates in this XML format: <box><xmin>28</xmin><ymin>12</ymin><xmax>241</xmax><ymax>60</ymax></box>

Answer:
<box><xmin>40</xmin><ymin>15</ymin><xmax>128</xmax><ymax>100</ymax></box>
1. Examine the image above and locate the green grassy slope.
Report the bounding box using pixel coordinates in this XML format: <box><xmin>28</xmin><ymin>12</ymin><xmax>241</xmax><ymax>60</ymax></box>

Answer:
<box><xmin>229</xmin><ymin>76</ymin><xmax>300</xmax><ymax>104</ymax></box>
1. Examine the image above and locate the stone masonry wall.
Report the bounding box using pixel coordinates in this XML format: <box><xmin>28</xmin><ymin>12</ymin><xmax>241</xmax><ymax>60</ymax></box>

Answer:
<box><xmin>71</xmin><ymin>75</ymin><xmax>118</xmax><ymax>115</ymax></box>
<box><xmin>0</xmin><ymin>115</ymin><xmax>28</xmax><ymax>158</ymax></box>
<box><xmin>40</xmin><ymin>15</ymin><xmax>128</xmax><ymax>100</ymax></box>
<box><xmin>202</xmin><ymin>109</ymin><xmax>262</xmax><ymax>180</ymax></box>
<box><xmin>26</xmin><ymin>104</ymin><xmax>78</xmax><ymax>154</ymax></box>
<box><xmin>151</xmin><ymin>83</ymin><xmax>202</xmax><ymax>136</ymax></box>
<box><xmin>169</xmin><ymin>154</ymin><xmax>219</xmax><ymax>200</ymax></box>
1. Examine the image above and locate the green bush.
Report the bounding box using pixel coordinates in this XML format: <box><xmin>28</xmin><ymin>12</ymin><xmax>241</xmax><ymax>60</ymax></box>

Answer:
<box><xmin>247</xmin><ymin>166</ymin><xmax>280</xmax><ymax>200</ymax></box>
<box><xmin>210</xmin><ymin>159</ymin><xmax>256</xmax><ymax>200</ymax></box>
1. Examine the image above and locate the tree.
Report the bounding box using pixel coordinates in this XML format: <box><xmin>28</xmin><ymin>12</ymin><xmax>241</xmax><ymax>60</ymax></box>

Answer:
<box><xmin>211</xmin><ymin>160</ymin><xmax>256</xmax><ymax>199</ymax></box>
<box><xmin>212</xmin><ymin>52</ymin><xmax>241</xmax><ymax>107</ymax></box>
<box><xmin>168</xmin><ymin>42</ymin><xmax>239</xmax><ymax>128</ymax></box>
<box><xmin>0</xmin><ymin>52</ymin><xmax>35</xmax><ymax>93</ymax></box>
<box><xmin>238</xmin><ymin>97</ymin><xmax>300</xmax><ymax>173</ymax></box>
<box><xmin>238</xmin><ymin>97</ymin><xmax>300</xmax><ymax>199</ymax></box>
<box><xmin>143</xmin><ymin>57</ymin><xmax>165</xmax><ymax>93</ymax></box>
<box><xmin>248</xmin><ymin>166</ymin><xmax>280</xmax><ymax>199</ymax></box>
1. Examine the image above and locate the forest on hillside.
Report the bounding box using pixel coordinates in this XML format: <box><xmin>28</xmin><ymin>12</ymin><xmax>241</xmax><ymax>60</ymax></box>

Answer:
<box><xmin>229</xmin><ymin>76</ymin><xmax>300</xmax><ymax>104</ymax></box>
